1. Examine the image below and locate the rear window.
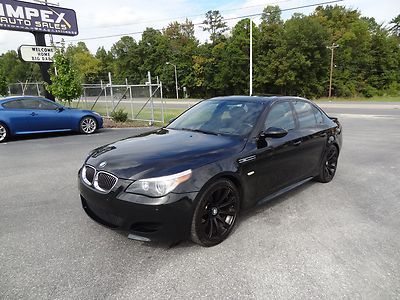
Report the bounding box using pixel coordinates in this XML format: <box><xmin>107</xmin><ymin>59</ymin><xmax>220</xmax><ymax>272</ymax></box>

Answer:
<box><xmin>2</xmin><ymin>100</ymin><xmax>24</xmax><ymax>109</ymax></box>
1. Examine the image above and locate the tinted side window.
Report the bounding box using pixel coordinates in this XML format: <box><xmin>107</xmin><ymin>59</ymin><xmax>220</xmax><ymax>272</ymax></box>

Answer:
<box><xmin>293</xmin><ymin>101</ymin><xmax>317</xmax><ymax>128</ymax></box>
<box><xmin>21</xmin><ymin>99</ymin><xmax>41</xmax><ymax>110</ymax></box>
<box><xmin>265</xmin><ymin>102</ymin><xmax>295</xmax><ymax>131</ymax></box>
<box><xmin>37</xmin><ymin>99</ymin><xmax>59</xmax><ymax>110</ymax></box>
<box><xmin>313</xmin><ymin>107</ymin><xmax>324</xmax><ymax>125</ymax></box>
<box><xmin>2</xmin><ymin>100</ymin><xmax>24</xmax><ymax>109</ymax></box>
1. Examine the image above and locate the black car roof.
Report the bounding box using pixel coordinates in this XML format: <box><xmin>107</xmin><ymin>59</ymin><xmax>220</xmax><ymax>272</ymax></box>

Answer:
<box><xmin>208</xmin><ymin>95</ymin><xmax>309</xmax><ymax>103</ymax></box>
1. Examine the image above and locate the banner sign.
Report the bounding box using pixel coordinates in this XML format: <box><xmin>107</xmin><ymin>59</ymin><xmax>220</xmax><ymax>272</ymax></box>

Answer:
<box><xmin>0</xmin><ymin>0</ymin><xmax>78</xmax><ymax>36</ymax></box>
<box><xmin>18</xmin><ymin>45</ymin><xmax>56</xmax><ymax>62</ymax></box>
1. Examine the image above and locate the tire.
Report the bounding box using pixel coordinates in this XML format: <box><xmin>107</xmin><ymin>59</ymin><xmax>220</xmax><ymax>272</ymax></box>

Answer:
<box><xmin>191</xmin><ymin>178</ymin><xmax>240</xmax><ymax>247</ymax></box>
<box><xmin>0</xmin><ymin>122</ymin><xmax>9</xmax><ymax>143</ymax></box>
<box><xmin>79</xmin><ymin>116</ymin><xmax>97</xmax><ymax>134</ymax></box>
<box><xmin>315</xmin><ymin>144</ymin><xmax>339</xmax><ymax>183</ymax></box>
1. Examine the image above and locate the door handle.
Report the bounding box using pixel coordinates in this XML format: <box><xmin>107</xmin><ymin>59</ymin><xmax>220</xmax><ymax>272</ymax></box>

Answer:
<box><xmin>293</xmin><ymin>140</ymin><xmax>302</xmax><ymax>146</ymax></box>
<box><xmin>30</xmin><ymin>112</ymin><xmax>37</xmax><ymax>116</ymax></box>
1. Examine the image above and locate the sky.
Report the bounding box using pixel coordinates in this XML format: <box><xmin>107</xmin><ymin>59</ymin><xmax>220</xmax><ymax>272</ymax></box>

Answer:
<box><xmin>0</xmin><ymin>0</ymin><xmax>398</xmax><ymax>54</ymax></box>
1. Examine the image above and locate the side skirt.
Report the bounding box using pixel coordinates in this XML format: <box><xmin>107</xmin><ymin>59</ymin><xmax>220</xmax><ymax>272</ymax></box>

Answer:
<box><xmin>256</xmin><ymin>177</ymin><xmax>314</xmax><ymax>206</ymax></box>
<box><xmin>15</xmin><ymin>129</ymin><xmax>72</xmax><ymax>135</ymax></box>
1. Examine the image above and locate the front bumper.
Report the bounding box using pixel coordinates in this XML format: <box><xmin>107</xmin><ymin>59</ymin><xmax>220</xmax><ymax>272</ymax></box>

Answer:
<box><xmin>97</xmin><ymin>116</ymin><xmax>104</xmax><ymax>129</ymax></box>
<box><xmin>78</xmin><ymin>176</ymin><xmax>198</xmax><ymax>242</ymax></box>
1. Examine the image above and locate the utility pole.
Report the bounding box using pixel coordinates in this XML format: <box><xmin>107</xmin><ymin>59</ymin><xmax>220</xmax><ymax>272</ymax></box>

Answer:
<box><xmin>166</xmin><ymin>62</ymin><xmax>179</xmax><ymax>99</ymax></box>
<box><xmin>249</xmin><ymin>18</ymin><xmax>253</xmax><ymax>96</ymax></box>
<box><xmin>327</xmin><ymin>43</ymin><xmax>339</xmax><ymax>98</ymax></box>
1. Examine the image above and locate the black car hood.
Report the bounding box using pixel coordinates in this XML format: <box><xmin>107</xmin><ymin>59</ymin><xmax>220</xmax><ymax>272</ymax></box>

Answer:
<box><xmin>86</xmin><ymin>128</ymin><xmax>246</xmax><ymax>180</ymax></box>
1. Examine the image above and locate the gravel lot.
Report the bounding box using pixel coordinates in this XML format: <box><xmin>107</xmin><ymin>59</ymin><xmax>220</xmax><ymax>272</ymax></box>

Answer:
<box><xmin>1</xmin><ymin>105</ymin><xmax>400</xmax><ymax>299</ymax></box>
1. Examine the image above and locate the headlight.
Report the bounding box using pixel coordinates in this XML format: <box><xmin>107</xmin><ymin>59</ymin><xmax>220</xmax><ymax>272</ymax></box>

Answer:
<box><xmin>126</xmin><ymin>169</ymin><xmax>192</xmax><ymax>197</ymax></box>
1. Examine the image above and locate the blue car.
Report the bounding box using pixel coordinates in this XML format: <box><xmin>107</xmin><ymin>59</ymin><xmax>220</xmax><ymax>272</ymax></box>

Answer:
<box><xmin>0</xmin><ymin>96</ymin><xmax>103</xmax><ymax>143</ymax></box>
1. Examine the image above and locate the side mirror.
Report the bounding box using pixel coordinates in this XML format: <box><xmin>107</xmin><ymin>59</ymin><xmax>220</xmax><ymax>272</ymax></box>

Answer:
<box><xmin>261</xmin><ymin>127</ymin><xmax>288</xmax><ymax>138</ymax></box>
<box><xmin>57</xmin><ymin>106</ymin><xmax>65</xmax><ymax>112</ymax></box>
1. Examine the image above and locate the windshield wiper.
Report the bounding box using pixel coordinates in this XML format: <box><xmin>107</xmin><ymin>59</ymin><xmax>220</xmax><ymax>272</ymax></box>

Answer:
<box><xmin>180</xmin><ymin>128</ymin><xmax>219</xmax><ymax>136</ymax></box>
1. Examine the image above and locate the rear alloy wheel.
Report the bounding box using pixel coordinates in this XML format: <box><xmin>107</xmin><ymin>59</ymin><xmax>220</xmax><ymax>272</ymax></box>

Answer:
<box><xmin>0</xmin><ymin>122</ymin><xmax>9</xmax><ymax>143</ymax></box>
<box><xmin>315</xmin><ymin>145</ymin><xmax>339</xmax><ymax>183</ymax></box>
<box><xmin>80</xmin><ymin>117</ymin><xmax>97</xmax><ymax>134</ymax></box>
<box><xmin>191</xmin><ymin>179</ymin><xmax>240</xmax><ymax>247</ymax></box>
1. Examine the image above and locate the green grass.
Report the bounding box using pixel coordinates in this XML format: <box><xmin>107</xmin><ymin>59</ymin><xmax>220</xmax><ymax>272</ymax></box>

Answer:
<box><xmin>72</xmin><ymin>101</ymin><xmax>186</xmax><ymax>126</ymax></box>
<box><xmin>316</xmin><ymin>96</ymin><xmax>400</xmax><ymax>102</ymax></box>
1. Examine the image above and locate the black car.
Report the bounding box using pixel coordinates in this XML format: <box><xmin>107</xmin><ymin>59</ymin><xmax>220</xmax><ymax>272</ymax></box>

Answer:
<box><xmin>79</xmin><ymin>96</ymin><xmax>342</xmax><ymax>247</ymax></box>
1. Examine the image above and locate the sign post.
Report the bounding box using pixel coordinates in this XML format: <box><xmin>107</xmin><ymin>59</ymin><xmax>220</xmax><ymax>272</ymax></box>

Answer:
<box><xmin>0</xmin><ymin>0</ymin><xmax>78</xmax><ymax>100</ymax></box>
<box><xmin>33</xmin><ymin>32</ymin><xmax>54</xmax><ymax>100</ymax></box>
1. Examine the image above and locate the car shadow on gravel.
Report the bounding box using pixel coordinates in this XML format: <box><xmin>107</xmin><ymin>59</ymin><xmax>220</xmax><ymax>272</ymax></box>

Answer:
<box><xmin>1</xmin><ymin>130</ymin><xmax>108</xmax><ymax>143</ymax></box>
<box><xmin>239</xmin><ymin>180</ymin><xmax>314</xmax><ymax>222</ymax></box>
<box><xmin>118</xmin><ymin>181</ymin><xmax>316</xmax><ymax>249</ymax></box>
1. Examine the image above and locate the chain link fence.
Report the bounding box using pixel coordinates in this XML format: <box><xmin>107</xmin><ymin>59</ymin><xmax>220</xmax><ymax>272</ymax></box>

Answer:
<box><xmin>8</xmin><ymin>82</ymin><xmax>46</xmax><ymax>97</ymax></box>
<box><xmin>8</xmin><ymin>81</ymin><xmax>167</xmax><ymax>124</ymax></box>
<box><xmin>77</xmin><ymin>83</ymin><xmax>165</xmax><ymax>123</ymax></box>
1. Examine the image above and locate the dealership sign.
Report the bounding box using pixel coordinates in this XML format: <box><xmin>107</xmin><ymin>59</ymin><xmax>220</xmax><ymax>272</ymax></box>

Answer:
<box><xmin>18</xmin><ymin>45</ymin><xmax>55</xmax><ymax>62</ymax></box>
<box><xmin>0</xmin><ymin>0</ymin><xmax>78</xmax><ymax>36</ymax></box>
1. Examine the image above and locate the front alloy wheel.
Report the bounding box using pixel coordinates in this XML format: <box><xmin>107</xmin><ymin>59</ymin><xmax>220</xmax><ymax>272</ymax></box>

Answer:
<box><xmin>0</xmin><ymin>122</ymin><xmax>9</xmax><ymax>143</ymax></box>
<box><xmin>80</xmin><ymin>117</ymin><xmax>97</xmax><ymax>134</ymax></box>
<box><xmin>191</xmin><ymin>179</ymin><xmax>240</xmax><ymax>247</ymax></box>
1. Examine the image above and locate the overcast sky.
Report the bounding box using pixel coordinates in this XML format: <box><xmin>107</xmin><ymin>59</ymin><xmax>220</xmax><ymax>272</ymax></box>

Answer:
<box><xmin>0</xmin><ymin>0</ymin><xmax>398</xmax><ymax>54</ymax></box>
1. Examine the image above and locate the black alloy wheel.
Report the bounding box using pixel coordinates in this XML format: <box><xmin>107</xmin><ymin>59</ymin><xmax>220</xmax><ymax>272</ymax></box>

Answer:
<box><xmin>315</xmin><ymin>144</ymin><xmax>339</xmax><ymax>183</ymax></box>
<box><xmin>191</xmin><ymin>179</ymin><xmax>240</xmax><ymax>247</ymax></box>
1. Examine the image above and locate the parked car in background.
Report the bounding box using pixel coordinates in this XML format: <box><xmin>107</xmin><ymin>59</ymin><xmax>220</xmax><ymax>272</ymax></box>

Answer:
<box><xmin>79</xmin><ymin>96</ymin><xmax>342</xmax><ymax>247</ymax></box>
<box><xmin>0</xmin><ymin>96</ymin><xmax>103</xmax><ymax>142</ymax></box>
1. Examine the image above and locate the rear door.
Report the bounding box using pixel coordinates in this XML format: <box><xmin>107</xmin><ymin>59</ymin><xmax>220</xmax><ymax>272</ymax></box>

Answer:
<box><xmin>23</xmin><ymin>99</ymin><xmax>71</xmax><ymax>131</ymax></box>
<box><xmin>292</xmin><ymin>100</ymin><xmax>328</xmax><ymax>178</ymax></box>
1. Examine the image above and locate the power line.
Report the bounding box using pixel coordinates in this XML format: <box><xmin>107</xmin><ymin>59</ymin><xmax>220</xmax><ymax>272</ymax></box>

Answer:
<box><xmin>80</xmin><ymin>0</ymin><xmax>295</xmax><ymax>30</ymax></box>
<box><xmin>66</xmin><ymin>0</ymin><xmax>344</xmax><ymax>43</ymax></box>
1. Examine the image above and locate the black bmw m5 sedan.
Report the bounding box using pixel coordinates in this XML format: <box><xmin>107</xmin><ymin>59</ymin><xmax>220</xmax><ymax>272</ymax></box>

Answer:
<box><xmin>79</xmin><ymin>96</ymin><xmax>342</xmax><ymax>246</ymax></box>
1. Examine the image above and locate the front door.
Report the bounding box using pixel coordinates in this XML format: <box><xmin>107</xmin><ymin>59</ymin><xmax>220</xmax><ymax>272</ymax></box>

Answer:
<box><xmin>252</xmin><ymin>101</ymin><xmax>303</xmax><ymax>200</ymax></box>
<box><xmin>23</xmin><ymin>99</ymin><xmax>71</xmax><ymax>131</ymax></box>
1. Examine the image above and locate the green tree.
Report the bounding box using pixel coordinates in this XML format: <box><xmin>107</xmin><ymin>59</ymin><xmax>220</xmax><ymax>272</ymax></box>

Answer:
<box><xmin>95</xmin><ymin>46</ymin><xmax>113</xmax><ymax>80</ymax></box>
<box><xmin>0</xmin><ymin>51</ymin><xmax>41</xmax><ymax>83</ymax></box>
<box><xmin>261</xmin><ymin>5</ymin><xmax>283</xmax><ymax>25</ymax></box>
<box><xmin>46</xmin><ymin>50</ymin><xmax>83</xmax><ymax>104</ymax></box>
<box><xmin>65</xmin><ymin>42</ymin><xmax>101</xmax><ymax>83</ymax></box>
<box><xmin>389</xmin><ymin>15</ymin><xmax>400</xmax><ymax>37</ymax></box>
<box><xmin>254</xmin><ymin>5</ymin><xmax>285</xmax><ymax>95</ymax></box>
<box><xmin>203</xmin><ymin>10</ymin><xmax>228</xmax><ymax>44</ymax></box>
<box><xmin>0</xmin><ymin>73</ymin><xmax>8</xmax><ymax>96</ymax></box>
<box><xmin>314</xmin><ymin>6</ymin><xmax>378</xmax><ymax>96</ymax></box>
<box><xmin>1</xmin><ymin>4</ymin><xmax>399</xmax><ymax>99</ymax></box>
<box><xmin>219</xmin><ymin>19</ymin><xmax>258</xmax><ymax>95</ymax></box>
<box><xmin>163</xmin><ymin>20</ymin><xmax>198</xmax><ymax>97</ymax></box>
<box><xmin>138</xmin><ymin>28</ymin><xmax>170</xmax><ymax>90</ymax></box>
<box><xmin>111</xmin><ymin>36</ymin><xmax>142</xmax><ymax>83</ymax></box>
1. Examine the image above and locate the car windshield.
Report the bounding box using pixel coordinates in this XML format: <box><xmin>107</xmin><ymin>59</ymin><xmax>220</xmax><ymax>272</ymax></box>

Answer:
<box><xmin>167</xmin><ymin>99</ymin><xmax>265</xmax><ymax>136</ymax></box>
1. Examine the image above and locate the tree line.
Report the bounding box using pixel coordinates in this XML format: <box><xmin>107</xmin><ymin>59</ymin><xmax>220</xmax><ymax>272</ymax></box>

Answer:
<box><xmin>1</xmin><ymin>5</ymin><xmax>399</xmax><ymax>98</ymax></box>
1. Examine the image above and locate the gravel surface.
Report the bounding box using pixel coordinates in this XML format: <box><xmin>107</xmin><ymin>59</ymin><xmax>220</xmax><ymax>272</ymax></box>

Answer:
<box><xmin>1</xmin><ymin>106</ymin><xmax>399</xmax><ymax>299</ymax></box>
